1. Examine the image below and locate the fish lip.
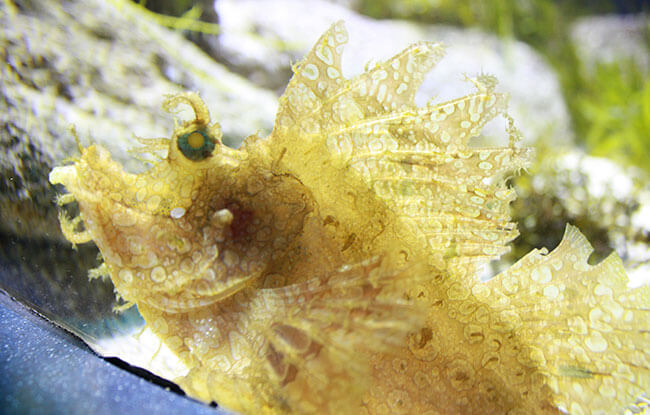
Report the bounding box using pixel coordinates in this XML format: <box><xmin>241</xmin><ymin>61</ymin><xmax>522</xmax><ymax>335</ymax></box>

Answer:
<box><xmin>49</xmin><ymin>164</ymin><xmax>78</xmax><ymax>189</ymax></box>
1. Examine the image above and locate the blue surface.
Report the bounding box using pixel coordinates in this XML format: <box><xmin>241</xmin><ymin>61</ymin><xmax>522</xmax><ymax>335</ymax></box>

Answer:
<box><xmin>0</xmin><ymin>291</ymin><xmax>225</xmax><ymax>415</ymax></box>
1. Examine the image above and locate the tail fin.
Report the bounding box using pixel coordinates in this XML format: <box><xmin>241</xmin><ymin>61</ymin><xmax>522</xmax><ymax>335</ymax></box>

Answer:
<box><xmin>488</xmin><ymin>224</ymin><xmax>649</xmax><ymax>414</ymax></box>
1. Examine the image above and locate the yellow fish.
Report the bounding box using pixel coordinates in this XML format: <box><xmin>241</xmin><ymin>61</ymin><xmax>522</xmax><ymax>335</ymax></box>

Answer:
<box><xmin>49</xmin><ymin>22</ymin><xmax>649</xmax><ymax>415</ymax></box>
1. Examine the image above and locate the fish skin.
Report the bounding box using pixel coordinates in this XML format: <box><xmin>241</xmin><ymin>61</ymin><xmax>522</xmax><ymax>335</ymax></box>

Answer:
<box><xmin>49</xmin><ymin>22</ymin><xmax>649</xmax><ymax>415</ymax></box>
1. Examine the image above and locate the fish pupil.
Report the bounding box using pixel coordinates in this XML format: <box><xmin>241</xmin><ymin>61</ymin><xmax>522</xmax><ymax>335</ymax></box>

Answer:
<box><xmin>187</xmin><ymin>131</ymin><xmax>205</xmax><ymax>149</ymax></box>
<box><xmin>178</xmin><ymin>129</ymin><xmax>215</xmax><ymax>161</ymax></box>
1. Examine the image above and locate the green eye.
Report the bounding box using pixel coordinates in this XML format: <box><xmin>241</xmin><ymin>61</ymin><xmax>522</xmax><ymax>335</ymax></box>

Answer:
<box><xmin>177</xmin><ymin>130</ymin><xmax>216</xmax><ymax>161</ymax></box>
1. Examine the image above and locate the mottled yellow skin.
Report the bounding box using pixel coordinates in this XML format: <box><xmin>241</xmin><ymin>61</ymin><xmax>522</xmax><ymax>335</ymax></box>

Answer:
<box><xmin>50</xmin><ymin>22</ymin><xmax>649</xmax><ymax>415</ymax></box>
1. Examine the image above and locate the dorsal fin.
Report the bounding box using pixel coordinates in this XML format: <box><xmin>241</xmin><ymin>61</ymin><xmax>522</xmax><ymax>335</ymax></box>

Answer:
<box><xmin>270</xmin><ymin>22</ymin><xmax>530</xmax><ymax>275</ymax></box>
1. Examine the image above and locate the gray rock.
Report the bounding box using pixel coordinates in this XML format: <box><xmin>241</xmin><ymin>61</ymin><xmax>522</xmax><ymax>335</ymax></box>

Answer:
<box><xmin>214</xmin><ymin>0</ymin><xmax>573</xmax><ymax>147</ymax></box>
<box><xmin>1</xmin><ymin>0</ymin><xmax>277</xmax><ymax>242</ymax></box>
<box><xmin>570</xmin><ymin>14</ymin><xmax>649</xmax><ymax>74</ymax></box>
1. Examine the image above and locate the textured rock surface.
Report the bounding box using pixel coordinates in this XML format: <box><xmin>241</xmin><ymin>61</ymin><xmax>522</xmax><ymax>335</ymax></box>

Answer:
<box><xmin>0</xmin><ymin>0</ymin><xmax>276</xmax><ymax>242</ymax></box>
<box><xmin>214</xmin><ymin>0</ymin><xmax>572</xmax><ymax>147</ymax></box>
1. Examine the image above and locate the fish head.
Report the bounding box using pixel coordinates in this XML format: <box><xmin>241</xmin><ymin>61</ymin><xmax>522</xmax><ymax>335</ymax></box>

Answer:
<box><xmin>49</xmin><ymin>93</ymin><xmax>274</xmax><ymax>312</ymax></box>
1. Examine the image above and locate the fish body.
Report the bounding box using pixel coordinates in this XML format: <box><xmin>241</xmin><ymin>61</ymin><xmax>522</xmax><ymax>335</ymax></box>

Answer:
<box><xmin>50</xmin><ymin>22</ymin><xmax>649</xmax><ymax>415</ymax></box>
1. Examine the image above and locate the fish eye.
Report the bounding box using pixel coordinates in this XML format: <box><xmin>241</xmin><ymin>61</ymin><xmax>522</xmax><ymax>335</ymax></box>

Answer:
<box><xmin>177</xmin><ymin>129</ymin><xmax>216</xmax><ymax>161</ymax></box>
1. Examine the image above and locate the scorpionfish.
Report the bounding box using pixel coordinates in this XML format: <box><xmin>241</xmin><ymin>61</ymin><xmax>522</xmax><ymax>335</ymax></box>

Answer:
<box><xmin>50</xmin><ymin>22</ymin><xmax>649</xmax><ymax>415</ymax></box>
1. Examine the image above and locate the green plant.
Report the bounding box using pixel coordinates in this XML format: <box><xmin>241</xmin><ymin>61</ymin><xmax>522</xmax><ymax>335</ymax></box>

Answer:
<box><xmin>357</xmin><ymin>0</ymin><xmax>613</xmax><ymax>47</ymax></box>
<box><xmin>575</xmin><ymin>61</ymin><xmax>650</xmax><ymax>172</ymax></box>
<box><xmin>127</xmin><ymin>0</ymin><xmax>219</xmax><ymax>34</ymax></box>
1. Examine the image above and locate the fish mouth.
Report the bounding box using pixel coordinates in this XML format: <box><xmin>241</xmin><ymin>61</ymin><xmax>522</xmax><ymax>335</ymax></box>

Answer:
<box><xmin>49</xmin><ymin>144</ymin><xmax>145</xmax><ymax>254</ymax></box>
<box><xmin>49</xmin><ymin>145</ymin><xmax>154</xmax><ymax>283</ymax></box>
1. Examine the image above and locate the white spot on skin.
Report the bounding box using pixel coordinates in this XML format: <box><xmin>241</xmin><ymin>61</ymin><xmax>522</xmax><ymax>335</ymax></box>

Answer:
<box><xmin>470</xmin><ymin>196</ymin><xmax>484</xmax><ymax>205</ymax></box>
<box><xmin>192</xmin><ymin>251</ymin><xmax>202</xmax><ymax>264</ymax></box>
<box><xmin>568</xmin><ymin>398</ymin><xmax>585</xmax><ymax>414</ymax></box>
<box><xmin>478</xmin><ymin>161</ymin><xmax>493</xmax><ymax>170</ymax></box>
<box><xmin>358</xmin><ymin>81</ymin><xmax>367</xmax><ymax>96</ymax></box>
<box><xmin>133</xmin><ymin>252</ymin><xmax>158</xmax><ymax>268</ymax></box>
<box><xmin>585</xmin><ymin>332</ymin><xmax>608</xmax><ymax>352</ymax></box>
<box><xmin>153</xmin><ymin>316</ymin><xmax>168</xmax><ymax>335</ymax></box>
<box><xmin>181</xmin><ymin>258</ymin><xmax>194</xmax><ymax>273</ymax></box>
<box><xmin>223</xmin><ymin>250</ymin><xmax>240</xmax><ymax>268</ymax></box>
<box><xmin>112</xmin><ymin>211</ymin><xmax>137</xmax><ymax>227</ymax></box>
<box><xmin>212</xmin><ymin>209</ymin><xmax>234</xmax><ymax>226</ymax></box>
<box><xmin>150</xmin><ymin>266</ymin><xmax>166</xmax><ymax>283</ymax></box>
<box><xmin>127</xmin><ymin>236</ymin><xmax>145</xmax><ymax>255</ymax></box>
<box><xmin>602</xmin><ymin>301</ymin><xmax>624</xmax><ymax>319</ymax></box>
<box><xmin>531</xmin><ymin>267</ymin><xmax>552</xmax><ymax>284</ymax></box>
<box><xmin>368</xmin><ymin>139</ymin><xmax>383</xmax><ymax>152</ymax></box>
<box><xmin>118</xmin><ymin>269</ymin><xmax>133</xmax><ymax>284</ymax></box>
<box><xmin>543</xmin><ymin>285</ymin><xmax>559</xmax><ymax>299</ymax></box>
<box><xmin>431</xmin><ymin>111</ymin><xmax>447</xmax><ymax>122</ymax></box>
<box><xmin>229</xmin><ymin>331</ymin><xmax>245</xmax><ymax>361</ymax></box>
<box><xmin>594</xmin><ymin>284</ymin><xmax>613</xmax><ymax>296</ymax></box>
<box><xmin>372</xmin><ymin>70</ymin><xmax>388</xmax><ymax>81</ymax></box>
<box><xmin>572</xmin><ymin>383</ymin><xmax>583</xmax><ymax>395</ymax></box>
<box><xmin>406</xmin><ymin>55</ymin><xmax>414</xmax><ymax>74</ymax></box>
<box><xmin>377</xmin><ymin>84</ymin><xmax>387</xmax><ymax>103</ymax></box>
<box><xmin>203</xmin><ymin>268</ymin><xmax>217</xmax><ymax>281</ymax></box>
<box><xmin>146</xmin><ymin>195</ymin><xmax>162</xmax><ymax>211</ymax></box>
<box><xmin>315</xmin><ymin>45</ymin><xmax>334</xmax><ymax>65</ymax></box>
<box><xmin>135</xmin><ymin>188</ymin><xmax>147</xmax><ymax>202</ymax></box>
<box><xmin>326</xmin><ymin>67</ymin><xmax>340</xmax><ymax>79</ymax></box>
<box><xmin>598</xmin><ymin>381</ymin><xmax>617</xmax><ymax>398</ymax></box>
<box><xmin>589</xmin><ymin>307</ymin><xmax>605</xmax><ymax>324</ymax></box>
<box><xmin>170</xmin><ymin>207</ymin><xmax>186</xmax><ymax>219</ymax></box>
<box><xmin>624</xmin><ymin>310</ymin><xmax>634</xmax><ymax>322</ymax></box>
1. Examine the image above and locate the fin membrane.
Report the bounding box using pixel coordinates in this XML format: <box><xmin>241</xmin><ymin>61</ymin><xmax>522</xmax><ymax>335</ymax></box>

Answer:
<box><xmin>488</xmin><ymin>224</ymin><xmax>649</xmax><ymax>415</ymax></box>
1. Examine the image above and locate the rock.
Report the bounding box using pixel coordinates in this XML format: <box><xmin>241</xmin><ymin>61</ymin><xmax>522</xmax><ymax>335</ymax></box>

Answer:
<box><xmin>214</xmin><ymin>0</ymin><xmax>573</xmax><ymax>147</ymax></box>
<box><xmin>0</xmin><ymin>0</ymin><xmax>277</xmax><ymax>242</ymax></box>
<box><xmin>570</xmin><ymin>13</ymin><xmax>649</xmax><ymax>74</ymax></box>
